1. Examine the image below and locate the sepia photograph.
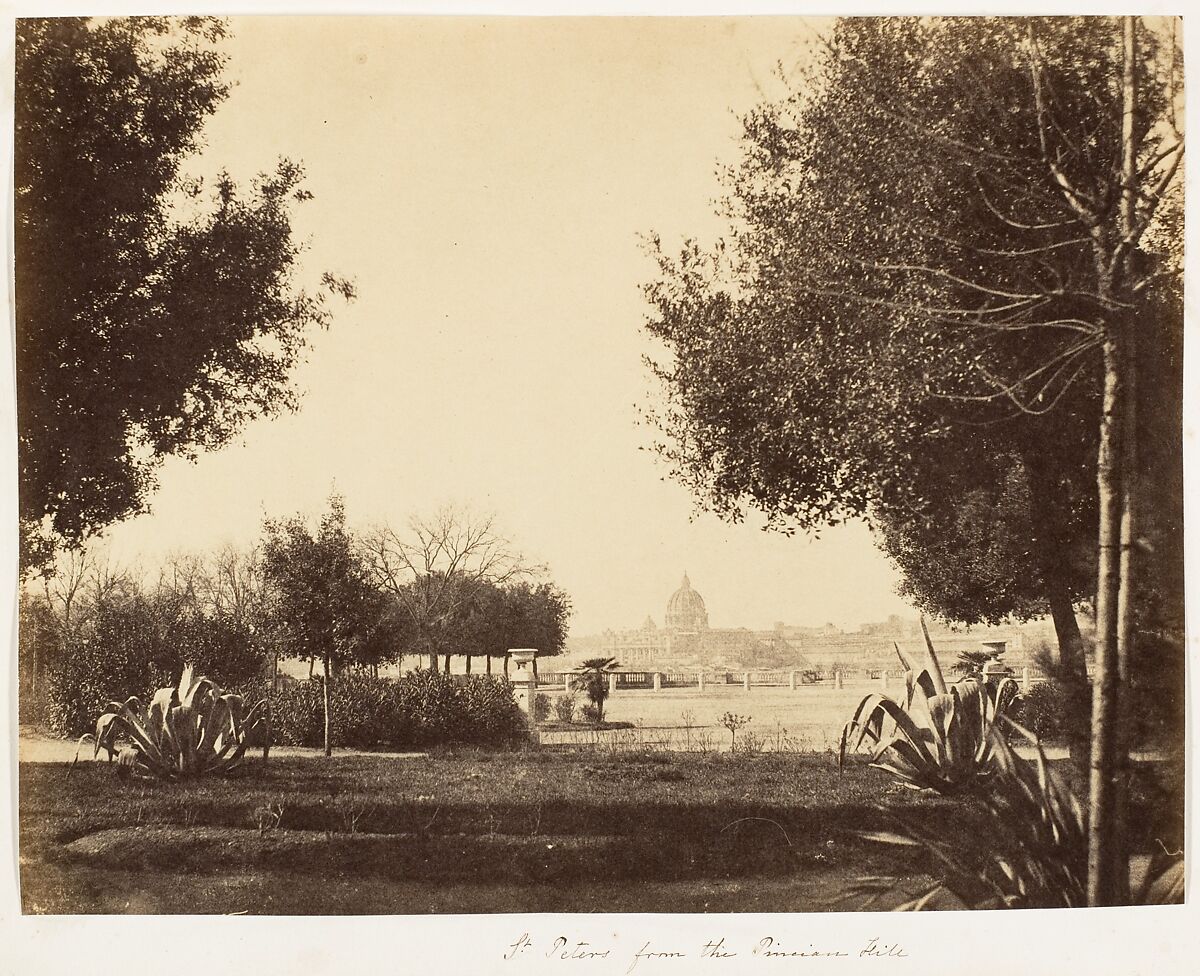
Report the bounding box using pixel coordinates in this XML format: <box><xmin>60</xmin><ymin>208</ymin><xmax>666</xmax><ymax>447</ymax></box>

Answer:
<box><xmin>2</xmin><ymin>1</ymin><xmax>1193</xmax><ymax>970</ymax></box>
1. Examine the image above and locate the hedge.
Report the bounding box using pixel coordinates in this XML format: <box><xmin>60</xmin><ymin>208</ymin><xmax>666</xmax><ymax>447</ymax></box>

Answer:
<box><xmin>262</xmin><ymin>670</ymin><xmax>528</xmax><ymax>750</ymax></box>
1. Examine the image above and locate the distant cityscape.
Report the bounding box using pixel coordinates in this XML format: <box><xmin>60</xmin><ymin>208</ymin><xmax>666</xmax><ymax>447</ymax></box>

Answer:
<box><xmin>564</xmin><ymin>572</ymin><xmax>1063</xmax><ymax>673</ymax></box>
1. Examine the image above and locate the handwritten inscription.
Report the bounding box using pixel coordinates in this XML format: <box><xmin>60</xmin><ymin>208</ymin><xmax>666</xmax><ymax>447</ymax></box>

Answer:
<box><xmin>504</xmin><ymin>934</ymin><xmax>908</xmax><ymax>967</ymax></box>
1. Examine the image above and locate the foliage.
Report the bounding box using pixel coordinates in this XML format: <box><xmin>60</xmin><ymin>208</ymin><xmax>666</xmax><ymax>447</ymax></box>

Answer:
<box><xmin>576</xmin><ymin>657</ymin><xmax>619</xmax><ymax>724</ymax></box>
<box><xmin>579</xmin><ymin>704</ymin><xmax>602</xmax><ymax>725</ymax></box>
<box><xmin>14</xmin><ymin>17</ymin><xmax>352</xmax><ymax>569</ymax></box>
<box><xmin>640</xmin><ymin>17</ymin><xmax>1179</xmax><ymax>657</ymax></box>
<box><xmin>71</xmin><ymin>667</ymin><xmax>270</xmax><ymax>781</ymax></box>
<box><xmin>531</xmin><ymin>693</ymin><xmax>551</xmax><ymax>724</ymax></box>
<box><xmin>719</xmin><ymin>712</ymin><xmax>751</xmax><ymax>750</ymax></box>
<box><xmin>554</xmin><ymin>693</ymin><xmax>578</xmax><ymax>724</ymax></box>
<box><xmin>1013</xmin><ymin>683</ymin><xmax>1072</xmax><ymax>743</ymax></box>
<box><xmin>264</xmin><ymin>671</ymin><xmax>526</xmax><ymax>750</ymax></box>
<box><xmin>851</xmin><ymin>721</ymin><xmax>1087</xmax><ymax>909</ymax></box>
<box><xmin>840</xmin><ymin>620</ymin><xmax>1018</xmax><ymax>795</ymax></box>
<box><xmin>359</xmin><ymin>507</ymin><xmax>551</xmax><ymax>671</ymax></box>
<box><xmin>44</xmin><ymin>596</ymin><xmax>177</xmax><ymax>737</ymax></box>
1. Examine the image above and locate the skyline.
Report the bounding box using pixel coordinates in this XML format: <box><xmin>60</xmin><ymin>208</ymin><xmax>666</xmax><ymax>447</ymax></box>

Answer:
<box><xmin>25</xmin><ymin>15</ymin><xmax>923</xmax><ymax>636</ymax></box>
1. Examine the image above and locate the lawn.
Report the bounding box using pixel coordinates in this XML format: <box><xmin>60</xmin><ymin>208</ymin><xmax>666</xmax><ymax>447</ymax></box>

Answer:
<box><xmin>20</xmin><ymin>749</ymin><xmax>974</xmax><ymax>914</ymax></box>
<box><xmin>19</xmin><ymin>747</ymin><xmax>1182</xmax><ymax>915</ymax></box>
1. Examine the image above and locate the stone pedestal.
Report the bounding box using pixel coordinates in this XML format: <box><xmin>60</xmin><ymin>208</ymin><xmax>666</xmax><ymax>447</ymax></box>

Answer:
<box><xmin>743</xmin><ymin>673</ymin><xmax>751</xmax><ymax>691</ymax></box>
<box><xmin>789</xmin><ymin>670</ymin><xmax>797</xmax><ymax>690</ymax></box>
<box><xmin>881</xmin><ymin>670</ymin><xmax>889</xmax><ymax>691</ymax></box>
<box><xmin>653</xmin><ymin>672</ymin><xmax>662</xmax><ymax>692</ymax></box>
<box><xmin>1021</xmin><ymin>666</ymin><xmax>1030</xmax><ymax>693</ymax></box>
<box><xmin>697</xmin><ymin>672</ymin><xmax>705</xmax><ymax>692</ymax></box>
<box><xmin>834</xmin><ymin>670</ymin><xmax>843</xmax><ymax>690</ymax></box>
<box><xmin>608</xmin><ymin>672</ymin><xmax>618</xmax><ymax>695</ymax></box>
<box><xmin>509</xmin><ymin>648</ymin><xmax>538</xmax><ymax>726</ymax></box>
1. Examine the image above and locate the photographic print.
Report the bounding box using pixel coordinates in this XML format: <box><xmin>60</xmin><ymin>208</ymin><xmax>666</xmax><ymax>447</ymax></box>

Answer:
<box><xmin>7</xmin><ymin>3</ymin><xmax>1187</xmax><ymax>939</ymax></box>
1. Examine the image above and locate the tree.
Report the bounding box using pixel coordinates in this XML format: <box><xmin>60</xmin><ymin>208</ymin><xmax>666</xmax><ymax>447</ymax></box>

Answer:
<box><xmin>360</xmin><ymin>506</ymin><xmax>537</xmax><ymax>671</ymax></box>
<box><xmin>14</xmin><ymin>17</ymin><xmax>353</xmax><ymax>572</ymax></box>
<box><xmin>458</xmin><ymin>580</ymin><xmax>572</xmax><ymax>676</ymax></box>
<box><xmin>261</xmin><ymin>496</ymin><xmax>395</xmax><ymax>756</ymax></box>
<box><xmin>642</xmin><ymin>17</ymin><xmax>1181</xmax><ymax>905</ymax></box>
<box><xmin>576</xmin><ymin>658</ymin><xmax>619</xmax><ymax>725</ymax></box>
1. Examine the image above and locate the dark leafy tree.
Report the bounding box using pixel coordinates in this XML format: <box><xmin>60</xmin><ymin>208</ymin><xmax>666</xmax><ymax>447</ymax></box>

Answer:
<box><xmin>642</xmin><ymin>17</ymin><xmax>1181</xmax><ymax>904</ymax></box>
<box><xmin>14</xmin><ymin>17</ymin><xmax>353</xmax><ymax>571</ymax></box>
<box><xmin>261</xmin><ymin>496</ymin><xmax>397</xmax><ymax>756</ymax></box>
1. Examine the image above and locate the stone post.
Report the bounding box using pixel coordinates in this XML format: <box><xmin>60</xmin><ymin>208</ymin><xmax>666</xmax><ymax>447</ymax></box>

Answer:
<box><xmin>834</xmin><ymin>670</ymin><xmax>843</xmax><ymax>690</ymax></box>
<box><xmin>743</xmin><ymin>672</ymin><xmax>751</xmax><ymax>692</ymax></box>
<box><xmin>789</xmin><ymin>670</ymin><xmax>797</xmax><ymax>691</ymax></box>
<box><xmin>653</xmin><ymin>672</ymin><xmax>662</xmax><ymax>692</ymax></box>
<box><xmin>881</xmin><ymin>670</ymin><xmax>889</xmax><ymax>691</ymax></box>
<box><xmin>608</xmin><ymin>672</ymin><xmax>618</xmax><ymax>696</ymax></box>
<box><xmin>1021</xmin><ymin>666</ymin><xmax>1030</xmax><ymax>693</ymax></box>
<box><xmin>563</xmin><ymin>673</ymin><xmax>573</xmax><ymax>693</ymax></box>
<box><xmin>697</xmin><ymin>672</ymin><xmax>705</xmax><ymax>692</ymax></box>
<box><xmin>508</xmin><ymin>648</ymin><xmax>539</xmax><ymax>741</ymax></box>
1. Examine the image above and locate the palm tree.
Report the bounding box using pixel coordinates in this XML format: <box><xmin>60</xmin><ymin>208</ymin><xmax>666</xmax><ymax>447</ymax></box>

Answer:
<box><xmin>576</xmin><ymin>657</ymin><xmax>619</xmax><ymax>724</ymax></box>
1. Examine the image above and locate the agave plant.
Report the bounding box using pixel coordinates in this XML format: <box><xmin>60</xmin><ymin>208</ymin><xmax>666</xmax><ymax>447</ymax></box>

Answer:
<box><xmin>71</xmin><ymin>666</ymin><xmax>271</xmax><ymax>780</ymax></box>
<box><xmin>839</xmin><ymin>618</ymin><xmax>1018</xmax><ymax>794</ymax></box>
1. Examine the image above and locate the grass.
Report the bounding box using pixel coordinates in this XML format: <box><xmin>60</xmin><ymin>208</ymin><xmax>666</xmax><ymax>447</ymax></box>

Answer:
<box><xmin>19</xmin><ymin>747</ymin><xmax>1182</xmax><ymax>915</ymax></box>
<box><xmin>21</xmin><ymin>749</ymin><xmax>977</xmax><ymax>914</ymax></box>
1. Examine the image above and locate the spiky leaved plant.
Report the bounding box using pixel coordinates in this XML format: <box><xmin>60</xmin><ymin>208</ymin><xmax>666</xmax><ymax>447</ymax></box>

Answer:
<box><xmin>71</xmin><ymin>666</ymin><xmax>270</xmax><ymax>780</ymax></box>
<box><xmin>839</xmin><ymin>618</ymin><xmax>1018</xmax><ymax>795</ymax></box>
<box><xmin>845</xmin><ymin>719</ymin><xmax>1183</xmax><ymax>910</ymax></box>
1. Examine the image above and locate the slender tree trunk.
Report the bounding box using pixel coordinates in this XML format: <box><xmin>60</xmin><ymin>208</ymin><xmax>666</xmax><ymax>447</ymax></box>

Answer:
<box><xmin>486</xmin><ymin>653</ymin><xmax>492</xmax><ymax>675</ymax></box>
<box><xmin>1088</xmin><ymin>16</ymin><xmax>1139</xmax><ymax>908</ymax></box>
<box><xmin>1111</xmin><ymin>14</ymin><xmax>1141</xmax><ymax>906</ymax></box>
<box><xmin>309</xmin><ymin>657</ymin><xmax>315</xmax><ymax>679</ymax></box>
<box><xmin>272</xmin><ymin>645</ymin><xmax>279</xmax><ymax>691</ymax></box>
<box><xmin>503</xmin><ymin>652</ymin><xmax>510</xmax><ymax>677</ymax></box>
<box><xmin>444</xmin><ymin>653</ymin><xmax>451</xmax><ymax>675</ymax></box>
<box><xmin>1089</xmin><ymin>331</ymin><xmax>1124</xmax><ymax>907</ymax></box>
<box><xmin>465</xmin><ymin>653</ymin><xmax>472</xmax><ymax>675</ymax></box>
<box><xmin>322</xmin><ymin>654</ymin><xmax>332</xmax><ymax>758</ymax></box>
<box><xmin>1113</xmin><ymin>325</ymin><xmax>1139</xmax><ymax>903</ymax></box>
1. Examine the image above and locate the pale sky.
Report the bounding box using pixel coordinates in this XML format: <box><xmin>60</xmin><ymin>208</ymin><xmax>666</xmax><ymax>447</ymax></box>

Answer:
<box><xmin>37</xmin><ymin>15</ymin><xmax>920</xmax><ymax>635</ymax></box>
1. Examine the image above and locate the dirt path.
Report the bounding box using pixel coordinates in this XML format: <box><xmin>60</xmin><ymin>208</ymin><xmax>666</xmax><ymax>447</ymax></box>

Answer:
<box><xmin>17</xmin><ymin>730</ymin><xmax>424</xmax><ymax>764</ymax></box>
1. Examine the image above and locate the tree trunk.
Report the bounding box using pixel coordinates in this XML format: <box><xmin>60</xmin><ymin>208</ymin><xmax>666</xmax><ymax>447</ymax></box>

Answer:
<box><xmin>322</xmin><ymin>654</ymin><xmax>332</xmax><ymax>758</ymax></box>
<box><xmin>272</xmin><ymin>645</ymin><xmax>279</xmax><ymax>691</ymax></box>
<box><xmin>503</xmin><ymin>652</ymin><xmax>510</xmax><ymax>677</ymax></box>
<box><xmin>443</xmin><ymin>653</ymin><xmax>451</xmax><ymax>675</ymax></box>
<box><xmin>465</xmin><ymin>653</ymin><xmax>472</xmax><ymax>675</ymax></box>
<box><xmin>486</xmin><ymin>653</ymin><xmax>492</xmax><ymax>675</ymax></box>
<box><xmin>309</xmin><ymin>657</ymin><xmax>315</xmax><ymax>679</ymax></box>
<box><xmin>1088</xmin><ymin>332</ymin><xmax>1124</xmax><ymax>907</ymax></box>
<box><xmin>1088</xmin><ymin>16</ymin><xmax>1139</xmax><ymax>908</ymax></box>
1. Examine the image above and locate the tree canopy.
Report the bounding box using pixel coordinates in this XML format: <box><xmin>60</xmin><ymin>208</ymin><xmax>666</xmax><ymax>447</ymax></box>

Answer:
<box><xmin>642</xmin><ymin>17</ymin><xmax>1180</xmax><ymax>654</ymax></box>
<box><xmin>15</xmin><ymin>16</ymin><xmax>353</xmax><ymax>570</ymax></box>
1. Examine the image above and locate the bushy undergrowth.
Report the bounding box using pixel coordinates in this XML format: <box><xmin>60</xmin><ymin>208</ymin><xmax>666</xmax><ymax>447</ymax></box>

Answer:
<box><xmin>260</xmin><ymin>670</ymin><xmax>527</xmax><ymax>750</ymax></box>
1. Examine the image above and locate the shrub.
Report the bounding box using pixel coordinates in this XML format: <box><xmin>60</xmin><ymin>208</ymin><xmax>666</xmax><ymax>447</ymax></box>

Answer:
<box><xmin>1013</xmin><ymin>682</ymin><xmax>1068</xmax><ymax>742</ymax></box>
<box><xmin>839</xmin><ymin>618</ymin><xmax>1018</xmax><ymax>795</ymax></box>
<box><xmin>71</xmin><ymin>666</ymin><xmax>270</xmax><ymax>781</ymax></box>
<box><xmin>554</xmin><ymin>693</ymin><xmax>577</xmax><ymax>724</ymax></box>
<box><xmin>262</xmin><ymin>669</ymin><xmax>525</xmax><ymax>750</ymax></box>
<box><xmin>720</xmin><ymin>712</ymin><xmax>751</xmax><ymax>750</ymax></box>
<box><xmin>580</xmin><ymin>703</ymin><xmax>601</xmax><ymax>724</ymax></box>
<box><xmin>45</xmin><ymin>606</ymin><xmax>175</xmax><ymax>737</ymax></box>
<box><xmin>531</xmin><ymin>692</ymin><xmax>551</xmax><ymax>723</ymax></box>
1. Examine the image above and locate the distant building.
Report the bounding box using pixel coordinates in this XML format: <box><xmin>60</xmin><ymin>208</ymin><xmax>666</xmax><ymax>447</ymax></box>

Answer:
<box><xmin>568</xmin><ymin>573</ymin><xmax>1051</xmax><ymax>673</ymax></box>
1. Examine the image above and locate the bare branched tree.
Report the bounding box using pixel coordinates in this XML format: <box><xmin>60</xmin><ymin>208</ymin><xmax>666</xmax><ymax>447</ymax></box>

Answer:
<box><xmin>359</xmin><ymin>505</ymin><xmax>539</xmax><ymax>671</ymax></box>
